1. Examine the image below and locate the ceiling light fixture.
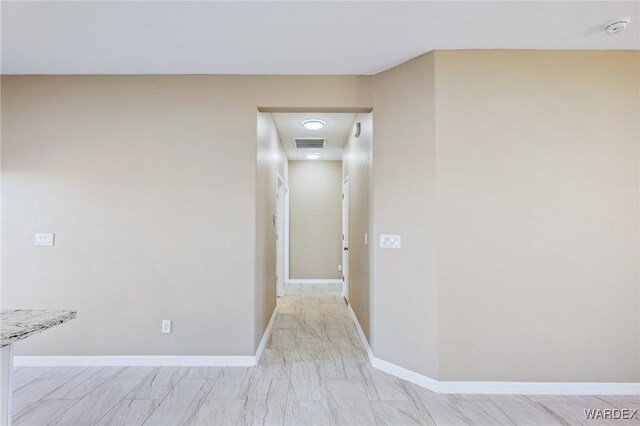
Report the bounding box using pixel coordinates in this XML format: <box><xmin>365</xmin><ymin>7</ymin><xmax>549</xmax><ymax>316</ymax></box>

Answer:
<box><xmin>604</xmin><ymin>19</ymin><xmax>630</xmax><ymax>35</ymax></box>
<box><xmin>301</xmin><ymin>119</ymin><xmax>326</xmax><ymax>130</ymax></box>
<box><xmin>305</xmin><ymin>153</ymin><xmax>321</xmax><ymax>160</ymax></box>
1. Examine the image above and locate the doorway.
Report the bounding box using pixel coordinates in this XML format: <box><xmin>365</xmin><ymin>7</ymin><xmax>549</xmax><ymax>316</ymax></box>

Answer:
<box><xmin>342</xmin><ymin>176</ymin><xmax>350</xmax><ymax>301</ymax></box>
<box><xmin>257</xmin><ymin>109</ymin><xmax>372</xmax><ymax>306</ymax></box>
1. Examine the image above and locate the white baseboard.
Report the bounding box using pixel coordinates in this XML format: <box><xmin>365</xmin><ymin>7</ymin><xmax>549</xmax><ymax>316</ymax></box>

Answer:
<box><xmin>15</xmin><ymin>309</ymin><xmax>279</xmax><ymax>369</ymax></box>
<box><xmin>255</xmin><ymin>308</ymin><xmax>277</xmax><ymax>363</ymax></box>
<box><xmin>347</xmin><ymin>303</ymin><xmax>373</xmax><ymax>362</ymax></box>
<box><xmin>347</xmin><ymin>304</ymin><xmax>640</xmax><ymax>396</ymax></box>
<box><xmin>371</xmin><ymin>356</ymin><xmax>441</xmax><ymax>392</ymax></box>
<box><xmin>286</xmin><ymin>279</ymin><xmax>342</xmax><ymax>285</ymax></box>
<box><xmin>438</xmin><ymin>381</ymin><xmax>640</xmax><ymax>395</ymax></box>
<box><xmin>14</xmin><ymin>355</ymin><xmax>256</xmax><ymax>367</ymax></box>
<box><xmin>15</xmin><ymin>304</ymin><xmax>640</xmax><ymax>396</ymax></box>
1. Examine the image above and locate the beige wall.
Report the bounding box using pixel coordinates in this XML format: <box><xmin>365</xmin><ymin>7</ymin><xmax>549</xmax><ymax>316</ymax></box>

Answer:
<box><xmin>255</xmin><ymin>112</ymin><xmax>287</xmax><ymax>347</ymax></box>
<box><xmin>372</xmin><ymin>53</ymin><xmax>440</xmax><ymax>378</ymax></box>
<box><xmin>3</xmin><ymin>51</ymin><xmax>638</xmax><ymax>383</ymax></box>
<box><xmin>1</xmin><ymin>75</ymin><xmax>372</xmax><ymax>356</ymax></box>
<box><xmin>371</xmin><ymin>50</ymin><xmax>640</xmax><ymax>382</ymax></box>
<box><xmin>288</xmin><ymin>161</ymin><xmax>342</xmax><ymax>280</ymax></box>
<box><xmin>435</xmin><ymin>50</ymin><xmax>640</xmax><ymax>382</ymax></box>
<box><xmin>342</xmin><ymin>113</ymin><xmax>373</xmax><ymax>338</ymax></box>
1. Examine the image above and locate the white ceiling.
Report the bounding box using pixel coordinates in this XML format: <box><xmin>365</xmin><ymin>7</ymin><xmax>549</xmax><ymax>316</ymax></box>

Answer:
<box><xmin>272</xmin><ymin>113</ymin><xmax>356</xmax><ymax>161</ymax></box>
<box><xmin>1</xmin><ymin>1</ymin><xmax>638</xmax><ymax>75</ymax></box>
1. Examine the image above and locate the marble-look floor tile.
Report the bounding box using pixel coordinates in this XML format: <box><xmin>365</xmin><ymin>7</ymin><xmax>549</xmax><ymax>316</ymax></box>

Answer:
<box><xmin>46</xmin><ymin>366</ymin><xmax>123</xmax><ymax>400</ymax></box>
<box><xmin>282</xmin><ymin>348</ymin><xmax>323</xmax><ymax>363</ymax></box>
<box><xmin>598</xmin><ymin>395</ymin><xmax>640</xmax><ymax>405</ymax></box>
<box><xmin>12</xmin><ymin>399</ymin><xmax>78</xmax><ymax>426</ymax></box>
<box><xmin>12</xmin><ymin>367</ymin><xmax>52</xmax><ymax>390</ymax></box>
<box><xmin>247</xmin><ymin>378</ymin><xmax>289</xmax><ymax>401</ymax></box>
<box><xmin>366</xmin><ymin>365</ymin><xmax>411</xmax><ymax>401</ymax></box>
<box><xmin>322</xmin><ymin>314</ymin><xmax>345</xmax><ymax>330</ymax></box>
<box><xmin>258</xmin><ymin>348</ymin><xmax>293</xmax><ymax>377</ymax></box>
<box><xmin>239</xmin><ymin>378</ymin><xmax>288</xmax><ymax>425</ymax></box>
<box><xmin>207</xmin><ymin>367</ymin><xmax>255</xmax><ymax>400</ymax></box>
<box><xmin>14</xmin><ymin>286</ymin><xmax>629</xmax><ymax>426</ymax></box>
<box><xmin>295</xmin><ymin>336</ymin><xmax>324</xmax><ymax>349</ymax></box>
<box><xmin>51</xmin><ymin>379</ymin><xmax>142</xmax><ymax>425</ymax></box>
<box><xmin>40</xmin><ymin>366</ymin><xmax>88</xmax><ymax>379</ymax></box>
<box><xmin>619</xmin><ymin>403</ymin><xmax>640</xmax><ymax>411</ymax></box>
<box><xmin>358</xmin><ymin>363</ymin><xmax>380</xmax><ymax>401</ymax></box>
<box><xmin>321</xmin><ymin>304</ymin><xmax>344</xmax><ymax>317</ymax></box>
<box><xmin>324</xmin><ymin>357</ymin><xmax>363</xmax><ymax>380</ymax></box>
<box><xmin>333</xmin><ymin>345</ymin><xmax>368</xmax><ymax>363</ymax></box>
<box><xmin>326</xmin><ymin>379</ymin><xmax>376</xmax><ymax>425</ymax></box>
<box><xmin>12</xmin><ymin>378</ymin><xmax>67</xmax><ymax>415</ymax></box>
<box><xmin>451</xmin><ymin>394</ymin><xmax>493</xmax><ymax>403</ymax></box>
<box><xmin>96</xmin><ymin>399</ymin><xmax>160</xmax><ymax>425</ymax></box>
<box><xmin>410</xmin><ymin>385</ymin><xmax>469</xmax><ymax>425</ymax></box>
<box><xmin>324</xmin><ymin>329</ymin><xmax>358</xmax><ymax>350</ymax></box>
<box><xmin>288</xmin><ymin>362</ymin><xmax>326</xmax><ymax>400</ymax></box>
<box><xmin>525</xmin><ymin>395</ymin><xmax>609</xmax><ymax>404</ymax></box>
<box><xmin>489</xmin><ymin>395</ymin><xmax>562</xmax><ymax>425</ymax></box>
<box><xmin>185</xmin><ymin>366</ymin><xmax>223</xmax><ymax>379</ymax></box>
<box><xmin>255</xmin><ymin>358</ymin><xmax>291</xmax><ymax>379</ymax></box>
<box><xmin>125</xmin><ymin>366</ymin><xmax>188</xmax><ymax>400</ymax></box>
<box><xmin>269</xmin><ymin>328</ymin><xmax>297</xmax><ymax>349</ymax></box>
<box><xmin>343</xmin><ymin>323</ymin><xmax>361</xmax><ymax>339</ymax></box>
<box><xmin>259</xmin><ymin>347</ymin><xmax>286</xmax><ymax>364</ymax></box>
<box><xmin>456</xmin><ymin>400</ymin><xmax>515</xmax><ymax>425</ymax></box>
<box><xmin>370</xmin><ymin>400</ymin><xmax>427</xmax><ymax>425</ymax></box>
<box><xmin>274</xmin><ymin>313</ymin><xmax>299</xmax><ymax>329</ymax></box>
<box><xmin>117</xmin><ymin>366</ymin><xmax>160</xmax><ymax>379</ymax></box>
<box><xmin>283</xmin><ymin>284</ymin><xmax>302</xmax><ymax>294</ymax></box>
<box><xmin>297</xmin><ymin>321</ymin><xmax>323</xmax><ymax>339</ymax></box>
<box><xmin>144</xmin><ymin>378</ymin><xmax>213</xmax><ymax>425</ymax></box>
<box><xmin>188</xmin><ymin>399</ymin><xmax>245</xmax><ymax>425</ymax></box>
<box><xmin>537</xmin><ymin>401</ymin><xmax>614</xmax><ymax>426</ymax></box>
<box><xmin>284</xmin><ymin>400</ymin><xmax>331</xmax><ymax>426</ymax></box>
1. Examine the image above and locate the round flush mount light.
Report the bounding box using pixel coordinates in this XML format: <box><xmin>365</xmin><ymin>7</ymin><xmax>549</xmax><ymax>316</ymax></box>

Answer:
<box><xmin>305</xmin><ymin>153</ymin><xmax>321</xmax><ymax>160</ymax></box>
<box><xmin>301</xmin><ymin>119</ymin><xmax>326</xmax><ymax>130</ymax></box>
<box><xmin>604</xmin><ymin>19</ymin><xmax>630</xmax><ymax>35</ymax></box>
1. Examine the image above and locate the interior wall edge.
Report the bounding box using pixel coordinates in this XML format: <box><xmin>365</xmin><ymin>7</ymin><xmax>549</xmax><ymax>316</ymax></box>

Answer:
<box><xmin>349</xmin><ymin>301</ymin><xmax>640</xmax><ymax>396</ymax></box>
<box><xmin>258</xmin><ymin>106</ymin><xmax>374</xmax><ymax>113</ymax></box>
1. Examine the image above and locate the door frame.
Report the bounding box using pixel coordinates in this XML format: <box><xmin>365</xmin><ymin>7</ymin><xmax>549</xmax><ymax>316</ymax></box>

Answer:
<box><xmin>276</xmin><ymin>173</ymin><xmax>288</xmax><ymax>298</ymax></box>
<box><xmin>342</xmin><ymin>175</ymin><xmax>350</xmax><ymax>301</ymax></box>
<box><xmin>284</xmin><ymin>185</ymin><xmax>290</xmax><ymax>287</ymax></box>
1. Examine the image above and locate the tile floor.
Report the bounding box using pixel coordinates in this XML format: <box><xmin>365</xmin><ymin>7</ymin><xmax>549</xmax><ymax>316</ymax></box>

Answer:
<box><xmin>11</xmin><ymin>284</ymin><xmax>640</xmax><ymax>425</ymax></box>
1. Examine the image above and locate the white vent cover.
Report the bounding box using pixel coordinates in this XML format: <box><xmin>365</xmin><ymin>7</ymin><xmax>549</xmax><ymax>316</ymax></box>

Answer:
<box><xmin>294</xmin><ymin>138</ymin><xmax>325</xmax><ymax>149</ymax></box>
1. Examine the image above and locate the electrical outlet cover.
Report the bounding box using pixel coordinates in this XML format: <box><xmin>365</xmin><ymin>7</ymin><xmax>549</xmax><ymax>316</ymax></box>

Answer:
<box><xmin>35</xmin><ymin>233</ymin><xmax>55</xmax><ymax>246</ymax></box>
<box><xmin>380</xmin><ymin>234</ymin><xmax>401</xmax><ymax>249</ymax></box>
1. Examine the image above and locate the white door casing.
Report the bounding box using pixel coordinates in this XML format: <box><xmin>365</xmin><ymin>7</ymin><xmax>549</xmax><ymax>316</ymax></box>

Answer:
<box><xmin>342</xmin><ymin>176</ymin><xmax>350</xmax><ymax>300</ymax></box>
<box><xmin>276</xmin><ymin>174</ymin><xmax>285</xmax><ymax>297</ymax></box>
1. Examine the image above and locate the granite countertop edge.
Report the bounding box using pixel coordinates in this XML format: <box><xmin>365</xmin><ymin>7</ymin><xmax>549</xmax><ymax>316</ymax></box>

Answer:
<box><xmin>0</xmin><ymin>310</ymin><xmax>77</xmax><ymax>348</ymax></box>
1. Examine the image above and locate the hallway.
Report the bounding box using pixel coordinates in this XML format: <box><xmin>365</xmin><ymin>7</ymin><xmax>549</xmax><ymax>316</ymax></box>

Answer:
<box><xmin>10</xmin><ymin>285</ymin><xmax>639</xmax><ymax>425</ymax></box>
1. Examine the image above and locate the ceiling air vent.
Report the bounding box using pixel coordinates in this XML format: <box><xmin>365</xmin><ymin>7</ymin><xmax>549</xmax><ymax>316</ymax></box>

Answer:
<box><xmin>294</xmin><ymin>138</ymin><xmax>325</xmax><ymax>149</ymax></box>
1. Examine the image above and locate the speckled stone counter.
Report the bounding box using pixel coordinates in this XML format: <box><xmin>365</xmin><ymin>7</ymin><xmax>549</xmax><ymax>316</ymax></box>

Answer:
<box><xmin>1</xmin><ymin>309</ymin><xmax>76</xmax><ymax>426</ymax></box>
<box><xmin>1</xmin><ymin>310</ymin><xmax>76</xmax><ymax>348</ymax></box>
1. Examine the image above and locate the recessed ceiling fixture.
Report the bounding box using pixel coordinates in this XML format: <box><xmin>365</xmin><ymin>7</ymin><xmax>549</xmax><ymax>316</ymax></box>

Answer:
<box><xmin>604</xmin><ymin>19</ymin><xmax>630</xmax><ymax>35</ymax></box>
<box><xmin>301</xmin><ymin>119</ymin><xmax>326</xmax><ymax>130</ymax></box>
<box><xmin>305</xmin><ymin>153</ymin><xmax>321</xmax><ymax>160</ymax></box>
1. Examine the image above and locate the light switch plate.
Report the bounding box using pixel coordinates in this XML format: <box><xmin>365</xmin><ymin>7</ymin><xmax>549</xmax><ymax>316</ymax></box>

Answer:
<box><xmin>35</xmin><ymin>233</ymin><xmax>55</xmax><ymax>246</ymax></box>
<box><xmin>162</xmin><ymin>320</ymin><xmax>172</xmax><ymax>334</ymax></box>
<box><xmin>380</xmin><ymin>234</ymin><xmax>401</xmax><ymax>249</ymax></box>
